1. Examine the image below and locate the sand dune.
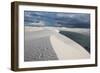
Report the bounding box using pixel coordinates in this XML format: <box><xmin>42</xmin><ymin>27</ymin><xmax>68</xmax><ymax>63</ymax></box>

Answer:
<box><xmin>25</xmin><ymin>26</ymin><xmax>43</xmax><ymax>32</ymax></box>
<box><xmin>24</xmin><ymin>36</ymin><xmax>58</xmax><ymax>61</ymax></box>
<box><xmin>24</xmin><ymin>26</ymin><xmax>90</xmax><ymax>61</ymax></box>
<box><xmin>42</xmin><ymin>27</ymin><xmax>90</xmax><ymax>36</ymax></box>
<box><xmin>50</xmin><ymin>35</ymin><xmax>90</xmax><ymax>60</ymax></box>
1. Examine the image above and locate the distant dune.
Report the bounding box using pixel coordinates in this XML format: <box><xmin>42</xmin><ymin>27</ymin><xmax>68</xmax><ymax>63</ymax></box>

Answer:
<box><xmin>42</xmin><ymin>27</ymin><xmax>90</xmax><ymax>37</ymax></box>
<box><xmin>24</xmin><ymin>26</ymin><xmax>90</xmax><ymax>61</ymax></box>
<box><xmin>25</xmin><ymin>26</ymin><xmax>43</xmax><ymax>32</ymax></box>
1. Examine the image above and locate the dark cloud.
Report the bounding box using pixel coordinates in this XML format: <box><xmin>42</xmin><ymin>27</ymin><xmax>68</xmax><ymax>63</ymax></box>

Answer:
<box><xmin>24</xmin><ymin>11</ymin><xmax>90</xmax><ymax>28</ymax></box>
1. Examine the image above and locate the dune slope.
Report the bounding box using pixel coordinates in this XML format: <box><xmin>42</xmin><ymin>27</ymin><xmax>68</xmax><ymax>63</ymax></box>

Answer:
<box><xmin>24</xmin><ymin>27</ymin><xmax>90</xmax><ymax>61</ymax></box>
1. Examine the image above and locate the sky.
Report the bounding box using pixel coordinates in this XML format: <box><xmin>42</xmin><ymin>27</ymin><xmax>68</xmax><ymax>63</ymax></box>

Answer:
<box><xmin>24</xmin><ymin>11</ymin><xmax>90</xmax><ymax>28</ymax></box>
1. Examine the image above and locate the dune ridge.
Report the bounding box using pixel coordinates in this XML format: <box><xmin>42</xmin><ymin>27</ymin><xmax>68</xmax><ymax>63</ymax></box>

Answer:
<box><xmin>24</xmin><ymin>26</ymin><xmax>90</xmax><ymax>61</ymax></box>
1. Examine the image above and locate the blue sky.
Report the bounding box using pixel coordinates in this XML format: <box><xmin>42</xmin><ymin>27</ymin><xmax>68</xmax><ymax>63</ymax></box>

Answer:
<box><xmin>24</xmin><ymin>11</ymin><xmax>90</xmax><ymax>28</ymax></box>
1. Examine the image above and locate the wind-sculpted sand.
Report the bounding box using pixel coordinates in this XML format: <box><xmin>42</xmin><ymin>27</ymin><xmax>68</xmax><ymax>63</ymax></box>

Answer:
<box><xmin>24</xmin><ymin>36</ymin><xmax>58</xmax><ymax>61</ymax></box>
<box><xmin>50</xmin><ymin>35</ymin><xmax>90</xmax><ymax>60</ymax></box>
<box><xmin>24</xmin><ymin>26</ymin><xmax>90</xmax><ymax>61</ymax></box>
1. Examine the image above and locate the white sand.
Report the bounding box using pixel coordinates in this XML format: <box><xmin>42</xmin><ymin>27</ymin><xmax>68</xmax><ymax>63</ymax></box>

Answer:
<box><xmin>25</xmin><ymin>26</ymin><xmax>43</xmax><ymax>32</ymax></box>
<box><xmin>25</xmin><ymin>26</ymin><xmax>90</xmax><ymax>60</ymax></box>
<box><xmin>50</xmin><ymin>35</ymin><xmax>90</xmax><ymax>60</ymax></box>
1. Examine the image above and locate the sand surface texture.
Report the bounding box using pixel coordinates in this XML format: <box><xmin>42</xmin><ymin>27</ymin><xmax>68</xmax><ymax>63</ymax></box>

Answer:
<box><xmin>24</xmin><ymin>27</ymin><xmax>90</xmax><ymax>61</ymax></box>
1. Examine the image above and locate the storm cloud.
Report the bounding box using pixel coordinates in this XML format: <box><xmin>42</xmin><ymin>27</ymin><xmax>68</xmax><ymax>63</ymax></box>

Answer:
<box><xmin>24</xmin><ymin>11</ymin><xmax>90</xmax><ymax>28</ymax></box>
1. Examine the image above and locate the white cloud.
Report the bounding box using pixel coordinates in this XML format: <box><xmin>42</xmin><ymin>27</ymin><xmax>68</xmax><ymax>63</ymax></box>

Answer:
<box><xmin>24</xmin><ymin>11</ymin><xmax>32</xmax><ymax>17</ymax></box>
<box><xmin>56</xmin><ymin>13</ymin><xmax>76</xmax><ymax>18</ymax></box>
